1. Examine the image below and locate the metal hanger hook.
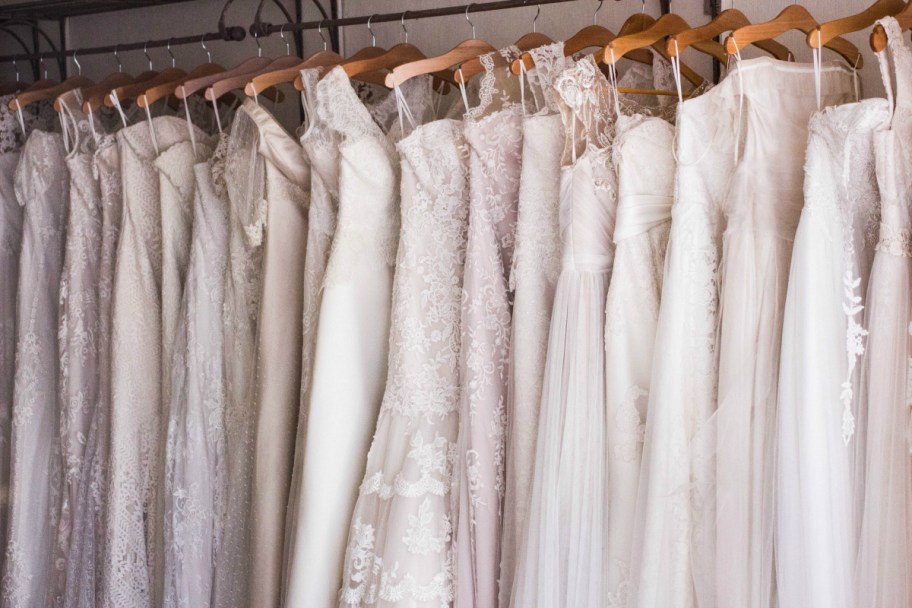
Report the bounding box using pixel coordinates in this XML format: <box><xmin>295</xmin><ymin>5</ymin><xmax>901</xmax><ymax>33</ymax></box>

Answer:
<box><xmin>114</xmin><ymin>44</ymin><xmax>122</xmax><ymax>72</ymax></box>
<box><xmin>594</xmin><ymin>0</ymin><xmax>603</xmax><ymax>24</ymax></box>
<box><xmin>254</xmin><ymin>31</ymin><xmax>262</xmax><ymax>57</ymax></box>
<box><xmin>280</xmin><ymin>24</ymin><xmax>290</xmax><ymax>55</ymax></box>
<box><xmin>72</xmin><ymin>49</ymin><xmax>81</xmax><ymax>75</ymax></box>
<box><xmin>201</xmin><ymin>36</ymin><xmax>211</xmax><ymax>64</ymax></box>
<box><xmin>143</xmin><ymin>41</ymin><xmax>153</xmax><ymax>70</ymax></box>
<box><xmin>533</xmin><ymin>3</ymin><xmax>541</xmax><ymax>32</ymax></box>
<box><xmin>641</xmin><ymin>0</ymin><xmax>646</xmax><ymax>14</ymax></box>
<box><xmin>167</xmin><ymin>38</ymin><xmax>176</xmax><ymax>68</ymax></box>
<box><xmin>39</xmin><ymin>54</ymin><xmax>48</xmax><ymax>79</ymax></box>
<box><xmin>12</xmin><ymin>58</ymin><xmax>19</xmax><ymax>83</ymax></box>
<box><xmin>401</xmin><ymin>11</ymin><xmax>409</xmax><ymax>44</ymax></box>
<box><xmin>367</xmin><ymin>14</ymin><xmax>376</xmax><ymax>47</ymax></box>
<box><xmin>465</xmin><ymin>3</ymin><xmax>476</xmax><ymax>39</ymax></box>
<box><xmin>318</xmin><ymin>20</ymin><xmax>328</xmax><ymax>51</ymax></box>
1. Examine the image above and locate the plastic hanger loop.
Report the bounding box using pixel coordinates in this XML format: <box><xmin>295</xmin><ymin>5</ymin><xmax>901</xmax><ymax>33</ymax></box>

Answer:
<box><xmin>466</xmin><ymin>4</ymin><xmax>477</xmax><ymax>39</ymax></box>
<box><xmin>367</xmin><ymin>14</ymin><xmax>377</xmax><ymax>47</ymax></box>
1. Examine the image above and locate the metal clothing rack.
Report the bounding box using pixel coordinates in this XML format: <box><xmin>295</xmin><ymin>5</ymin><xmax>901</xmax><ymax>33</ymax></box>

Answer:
<box><xmin>0</xmin><ymin>0</ymin><xmax>583</xmax><ymax>64</ymax></box>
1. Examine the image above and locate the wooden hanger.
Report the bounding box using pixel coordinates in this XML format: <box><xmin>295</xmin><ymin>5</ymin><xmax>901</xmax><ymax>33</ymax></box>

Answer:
<box><xmin>105</xmin><ymin>67</ymin><xmax>184</xmax><ymax>107</ymax></box>
<box><xmin>813</xmin><ymin>0</ymin><xmax>904</xmax><ymax>50</ymax></box>
<box><xmin>668</xmin><ymin>9</ymin><xmax>792</xmax><ymax>61</ymax></box>
<box><xmin>136</xmin><ymin>37</ymin><xmax>231</xmax><ymax>108</ymax></box>
<box><xmin>252</xmin><ymin>21</ymin><xmax>345</xmax><ymax>94</ymax></box>
<box><xmin>457</xmin><ymin>4</ymin><xmax>553</xmax><ymax>83</ymax></box>
<box><xmin>724</xmin><ymin>5</ymin><xmax>864</xmax><ymax>68</ymax></box>
<box><xmin>870</xmin><ymin>0</ymin><xmax>912</xmax><ymax>51</ymax></box>
<box><xmin>385</xmin><ymin>7</ymin><xmax>497</xmax><ymax>88</ymax></box>
<box><xmin>13</xmin><ymin>52</ymin><xmax>92</xmax><ymax>111</ymax></box>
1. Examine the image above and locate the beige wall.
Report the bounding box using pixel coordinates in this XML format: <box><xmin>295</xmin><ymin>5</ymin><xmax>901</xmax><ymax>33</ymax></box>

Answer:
<box><xmin>0</xmin><ymin>0</ymin><xmax>885</xmax><ymax>128</ymax></box>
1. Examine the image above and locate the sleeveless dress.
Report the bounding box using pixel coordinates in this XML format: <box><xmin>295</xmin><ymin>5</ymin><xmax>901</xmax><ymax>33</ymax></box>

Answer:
<box><xmin>2</xmin><ymin>122</ymin><xmax>68</xmax><ymax>608</ymax></box>
<box><xmin>54</xmin><ymin>90</ymin><xmax>103</xmax><ymax>604</ymax></box>
<box><xmin>0</xmin><ymin>95</ymin><xmax>52</xmax><ymax>582</ymax></box>
<box><xmin>105</xmin><ymin>115</ymin><xmax>201</xmax><ymax>608</ymax></box>
<box><xmin>775</xmin><ymin>97</ymin><xmax>887</xmax><ymax>608</ymax></box>
<box><xmin>855</xmin><ymin>16</ymin><xmax>912</xmax><ymax>608</ymax></box>
<box><xmin>283</xmin><ymin>68</ymin><xmax>430</xmax><ymax>608</ymax></box>
<box><xmin>499</xmin><ymin>43</ymin><xmax>569</xmax><ymax>607</ymax></box>
<box><xmin>243</xmin><ymin>99</ymin><xmax>310</xmax><ymax>608</ymax></box>
<box><xmin>162</xmin><ymin>133</ymin><xmax>230</xmax><ymax>608</ymax></box>
<box><xmin>454</xmin><ymin>49</ymin><xmax>523</xmax><ymax>608</ymax></box>
<box><xmin>212</xmin><ymin>107</ymin><xmax>265</xmax><ymax>608</ymax></box>
<box><xmin>604</xmin><ymin>105</ymin><xmax>676</xmax><ymax>605</ymax></box>
<box><xmin>337</xmin><ymin>112</ymin><xmax>470</xmax><ymax>607</ymax></box>
<box><xmin>63</xmin><ymin>121</ymin><xmax>122</xmax><ymax>608</ymax></box>
<box><xmin>713</xmin><ymin>58</ymin><xmax>854</xmax><ymax>608</ymax></box>
<box><xmin>510</xmin><ymin>54</ymin><xmax>618</xmax><ymax>608</ymax></box>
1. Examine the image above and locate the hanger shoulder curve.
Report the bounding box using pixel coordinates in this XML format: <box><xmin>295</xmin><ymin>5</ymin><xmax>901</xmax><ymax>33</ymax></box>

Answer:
<box><xmin>13</xmin><ymin>75</ymin><xmax>93</xmax><ymax>111</ymax></box>
<box><xmin>386</xmin><ymin>38</ymin><xmax>496</xmax><ymax>88</ymax></box>
<box><xmin>812</xmin><ymin>0</ymin><xmax>905</xmax><ymax>48</ymax></box>
<box><xmin>605</xmin><ymin>13</ymin><xmax>692</xmax><ymax>64</ymax></box>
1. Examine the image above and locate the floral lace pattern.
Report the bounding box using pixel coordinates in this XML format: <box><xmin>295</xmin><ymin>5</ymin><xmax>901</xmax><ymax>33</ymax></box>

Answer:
<box><xmin>339</xmin><ymin>118</ymin><xmax>470</xmax><ymax>607</ymax></box>
<box><xmin>3</xmin><ymin>130</ymin><xmax>68</xmax><ymax>608</ymax></box>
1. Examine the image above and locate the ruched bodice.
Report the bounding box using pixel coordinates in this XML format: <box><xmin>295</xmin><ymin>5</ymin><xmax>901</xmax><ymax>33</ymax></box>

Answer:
<box><xmin>558</xmin><ymin>151</ymin><xmax>617</xmax><ymax>272</ymax></box>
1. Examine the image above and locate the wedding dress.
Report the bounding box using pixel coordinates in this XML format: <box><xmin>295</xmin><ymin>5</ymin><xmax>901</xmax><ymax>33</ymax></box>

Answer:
<box><xmin>54</xmin><ymin>90</ymin><xmax>103</xmax><ymax>604</ymax></box>
<box><xmin>63</xmin><ymin>119</ymin><xmax>122</xmax><ymax>608</ymax></box>
<box><xmin>0</xmin><ymin>96</ymin><xmax>53</xmax><ymax>579</ymax></box>
<box><xmin>3</xmin><ymin>126</ymin><xmax>68</xmax><ymax>608</ymax></box>
<box><xmin>454</xmin><ymin>50</ymin><xmax>523</xmax><ymax>608</ymax></box>
<box><xmin>243</xmin><ymin>99</ymin><xmax>310</xmax><ymax>608</ymax></box>
<box><xmin>283</xmin><ymin>68</ymin><xmax>432</xmax><ymax>608</ymax></box>
<box><xmin>162</xmin><ymin>133</ymin><xmax>229</xmax><ymax>608</ymax></box>
<box><xmin>105</xmin><ymin>115</ymin><xmax>201</xmax><ymax>608</ymax></box>
<box><xmin>855</xmin><ymin>17</ymin><xmax>912</xmax><ymax>607</ymax></box>
<box><xmin>776</xmin><ymin>96</ymin><xmax>887</xmax><ymax>608</ymax></box>
<box><xmin>510</xmin><ymin>55</ymin><xmax>619</xmax><ymax>608</ymax></box>
<box><xmin>603</xmin><ymin>105</ymin><xmax>676</xmax><ymax>605</ymax></box>
<box><xmin>212</xmin><ymin>108</ymin><xmax>264</xmax><ymax>608</ymax></box>
<box><xmin>713</xmin><ymin>57</ymin><xmax>854</xmax><ymax>608</ymax></box>
<box><xmin>499</xmin><ymin>42</ymin><xmax>569</xmax><ymax>608</ymax></box>
<box><xmin>338</xmin><ymin>110</ymin><xmax>470</xmax><ymax>607</ymax></box>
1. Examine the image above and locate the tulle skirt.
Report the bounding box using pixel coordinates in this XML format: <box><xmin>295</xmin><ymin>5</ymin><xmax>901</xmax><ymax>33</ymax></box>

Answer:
<box><xmin>511</xmin><ymin>267</ymin><xmax>609</xmax><ymax>608</ymax></box>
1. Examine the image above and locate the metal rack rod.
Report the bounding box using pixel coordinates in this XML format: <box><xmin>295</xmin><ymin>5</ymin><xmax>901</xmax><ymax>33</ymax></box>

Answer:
<box><xmin>257</xmin><ymin>0</ymin><xmax>581</xmax><ymax>35</ymax></box>
<box><xmin>0</xmin><ymin>0</ymin><xmax>583</xmax><ymax>62</ymax></box>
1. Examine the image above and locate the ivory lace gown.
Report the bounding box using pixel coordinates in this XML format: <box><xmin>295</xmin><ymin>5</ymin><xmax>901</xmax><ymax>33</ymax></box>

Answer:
<box><xmin>242</xmin><ymin>99</ymin><xmax>310</xmax><ymax>608</ymax></box>
<box><xmin>338</xmin><ymin>109</ymin><xmax>470</xmax><ymax>608</ymax></box>
<box><xmin>284</xmin><ymin>69</ymin><xmax>431</xmax><ymax>608</ymax></box>
<box><xmin>212</xmin><ymin>109</ymin><xmax>265</xmax><ymax>608</ymax></box>
<box><xmin>0</xmin><ymin>96</ymin><xmax>53</xmax><ymax>579</ymax></box>
<box><xmin>712</xmin><ymin>58</ymin><xmax>853</xmax><ymax>608</ymax></box>
<box><xmin>54</xmin><ymin>90</ymin><xmax>104</xmax><ymax>604</ymax></box>
<box><xmin>776</xmin><ymin>97</ymin><xmax>887</xmax><ymax>608</ymax></box>
<box><xmin>3</xmin><ymin>124</ymin><xmax>68</xmax><ymax>608</ymax></box>
<box><xmin>855</xmin><ymin>17</ymin><xmax>912</xmax><ymax>607</ymax></box>
<box><xmin>63</xmin><ymin>121</ymin><xmax>122</xmax><ymax>608</ymax></box>
<box><xmin>510</xmin><ymin>55</ymin><xmax>619</xmax><ymax>608</ymax></box>
<box><xmin>499</xmin><ymin>42</ymin><xmax>569</xmax><ymax>608</ymax></box>
<box><xmin>105</xmin><ymin>116</ymin><xmax>204</xmax><ymax>608</ymax></box>
<box><xmin>603</xmin><ymin>107</ymin><xmax>676</xmax><ymax>605</ymax></box>
<box><xmin>454</xmin><ymin>50</ymin><xmax>523</xmax><ymax>608</ymax></box>
<box><xmin>162</xmin><ymin>133</ymin><xmax>229</xmax><ymax>608</ymax></box>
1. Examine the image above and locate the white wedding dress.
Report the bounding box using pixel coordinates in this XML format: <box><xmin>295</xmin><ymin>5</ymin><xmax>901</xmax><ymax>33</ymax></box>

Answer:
<box><xmin>776</xmin><ymin>97</ymin><xmax>887</xmax><ymax>608</ymax></box>
<box><xmin>855</xmin><ymin>16</ymin><xmax>912</xmax><ymax>608</ymax></box>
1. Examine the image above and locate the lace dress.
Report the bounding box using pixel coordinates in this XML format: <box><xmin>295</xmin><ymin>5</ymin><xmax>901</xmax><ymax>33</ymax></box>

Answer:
<box><xmin>603</xmin><ymin>106</ymin><xmax>676</xmax><ymax>605</ymax></box>
<box><xmin>337</xmin><ymin>113</ymin><xmax>470</xmax><ymax>607</ymax></box>
<box><xmin>775</xmin><ymin>98</ymin><xmax>887</xmax><ymax>608</ymax></box>
<box><xmin>3</xmin><ymin>126</ymin><xmax>68</xmax><ymax>608</ymax></box>
<box><xmin>453</xmin><ymin>50</ymin><xmax>523</xmax><ymax>608</ymax></box>
<box><xmin>283</xmin><ymin>68</ymin><xmax>431</xmax><ymax>608</ymax></box>
<box><xmin>712</xmin><ymin>58</ymin><xmax>854</xmax><ymax>608</ymax></box>
<box><xmin>855</xmin><ymin>17</ymin><xmax>912</xmax><ymax>608</ymax></box>
<box><xmin>242</xmin><ymin>99</ymin><xmax>310</xmax><ymax>608</ymax></box>
<box><xmin>62</xmin><ymin>123</ymin><xmax>122</xmax><ymax>608</ymax></box>
<box><xmin>161</xmin><ymin>133</ymin><xmax>230</xmax><ymax>608</ymax></box>
<box><xmin>53</xmin><ymin>90</ymin><xmax>103</xmax><ymax>605</ymax></box>
<box><xmin>510</xmin><ymin>55</ymin><xmax>619</xmax><ymax>608</ymax></box>
<box><xmin>104</xmin><ymin>116</ymin><xmax>201</xmax><ymax>608</ymax></box>
<box><xmin>0</xmin><ymin>95</ymin><xmax>53</xmax><ymax>580</ymax></box>
<box><xmin>211</xmin><ymin>108</ymin><xmax>265</xmax><ymax>608</ymax></box>
<box><xmin>499</xmin><ymin>43</ymin><xmax>570</xmax><ymax>607</ymax></box>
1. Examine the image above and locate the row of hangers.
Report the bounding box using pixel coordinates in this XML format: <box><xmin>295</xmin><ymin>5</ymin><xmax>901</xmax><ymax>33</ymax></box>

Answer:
<box><xmin>4</xmin><ymin>0</ymin><xmax>912</xmax><ymax>116</ymax></box>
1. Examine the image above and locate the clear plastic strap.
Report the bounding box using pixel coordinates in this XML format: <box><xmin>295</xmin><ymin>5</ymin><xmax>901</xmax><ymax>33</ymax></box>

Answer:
<box><xmin>457</xmin><ymin>68</ymin><xmax>471</xmax><ymax>115</ymax></box>
<box><xmin>394</xmin><ymin>82</ymin><xmax>418</xmax><ymax>134</ymax></box>
<box><xmin>671</xmin><ymin>40</ymin><xmax>684</xmax><ymax>103</ymax></box>
<box><xmin>852</xmin><ymin>53</ymin><xmax>861</xmax><ymax>103</ymax></box>
<box><xmin>181</xmin><ymin>92</ymin><xmax>198</xmax><ymax>156</ymax></box>
<box><xmin>812</xmin><ymin>31</ymin><xmax>823</xmax><ymax>111</ymax></box>
<box><xmin>87</xmin><ymin>102</ymin><xmax>98</xmax><ymax>142</ymax></box>
<box><xmin>58</xmin><ymin>99</ymin><xmax>72</xmax><ymax>154</ymax></box>
<box><xmin>142</xmin><ymin>95</ymin><xmax>160</xmax><ymax>156</ymax></box>
<box><xmin>250</xmin><ymin>81</ymin><xmax>260</xmax><ymax>106</ymax></box>
<box><xmin>732</xmin><ymin>40</ymin><xmax>745</xmax><ymax>165</ymax></box>
<box><xmin>14</xmin><ymin>99</ymin><xmax>26</xmax><ymax>136</ymax></box>
<box><xmin>109</xmin><ymin>89</ymin><xmax>129</xmax><ymax>129</ymax></box>
<box><xmin>607</xmin><ymin>48</ymin><xmax>621</xmax><ymax>119</ymax></box>
<box><xmin>210</xmin><ymin>94</ymin><xmax>223</xmax><ymax>135</ymax></box>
